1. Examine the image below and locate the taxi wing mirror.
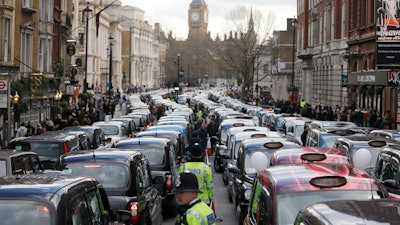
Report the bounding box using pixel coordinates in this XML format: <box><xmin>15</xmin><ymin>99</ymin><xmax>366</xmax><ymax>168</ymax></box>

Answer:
<box><xmin>218</xmin><ymin>145</ymin><xmax>227</xmax><ymax>150</ymax></box>
<box><xmin>228</xmin><ymin>166</ymin><xmax>240</xmax><ymax>174</ymax></box>
<box><xmin>383</xmin><ymin>179</ymin><xmax>399</xmax><ymax>188</ymax></box>
<box><xmin>220</xmin><ymin>149</ymin><xmax>231</xmax><ymax>159</ymax></box>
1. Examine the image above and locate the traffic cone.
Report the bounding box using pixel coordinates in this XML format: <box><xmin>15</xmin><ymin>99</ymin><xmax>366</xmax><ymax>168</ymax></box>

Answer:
<box><xmin>205</xmin><ymin>138</ymin><xmax>212</xmax><ymax>155</ymax></box>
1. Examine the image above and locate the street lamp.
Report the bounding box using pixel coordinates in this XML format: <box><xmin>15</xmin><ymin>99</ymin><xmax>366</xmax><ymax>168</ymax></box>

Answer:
<box><xmin>177</xmin><ymin>54</ymin><xmax>180</xmax><ymax>87</ymax></box>
<box><xmin>108</xmin><ymin>35</ymin><xmax>114</xmax><ymax>91</ymax></box>
<box><xmin>83</xmin><ymin>3</ymin><xmax>92</xmax><ymax>93</ymax></box>
<box><xmin>8</xmin><ymin>91</ymin><xmax>19</xmax><ymax>141</ymax></box>
<box><xmin>291</xmin><ymin>18</ymin><xmax>297</xmax><ymax>103</ymax></box>
<box><xmin>55</xmin><ymin>90</ymin><xmax>63</xmax><ymax>104</ymax></box>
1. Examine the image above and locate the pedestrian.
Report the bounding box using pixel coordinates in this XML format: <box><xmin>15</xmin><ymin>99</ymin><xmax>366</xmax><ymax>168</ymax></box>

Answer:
<box><xmin>301</xmin><ymin>124</ymin><xmax>309</xmax><ymax>146</ymax></box>
<box><xmin>179</xmin><ymin>143</ymin><xmax>214</xmax><ymax>206</ymax></box>
<box><xmin>207</xmin><ymin>118</ymin><xmax>218</xmax><ymax>154</ymax></box>
<box><xmin>197</xmin><ymin>122</ymin><xmax>208</xmax><ymax>151</ymax></box>
<box><xmin>15</xmin><ymin>122</ymin><xmax>27</xmax><ymax>138</ymax></box>
<box><xmin>174</xmin><ymin>172</ymin><xmax>216</xmax><ymax>225</ymax></box>
<box><xmin>187</xmin><ymin>131</ymin><xmax>204</xmax><ymax>159</ymax></box>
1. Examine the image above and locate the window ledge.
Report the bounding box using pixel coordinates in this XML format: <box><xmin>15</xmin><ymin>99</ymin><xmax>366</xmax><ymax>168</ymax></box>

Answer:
<box><xmin>22</xmin><ymin>7</ymin><xmax>37</xmax><ymax>14</ymax></box>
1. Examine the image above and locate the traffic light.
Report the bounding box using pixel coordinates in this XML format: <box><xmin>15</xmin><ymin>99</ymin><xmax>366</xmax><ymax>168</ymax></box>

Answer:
<box><xmin>185</xmin><ymin>82</ymin><xmax>189</xmax><ymax>87</ymax></box>
<box><xmin>255</xmin><ymin>85</ymin><xmax>259</xmax><ymax>92</ymax></box>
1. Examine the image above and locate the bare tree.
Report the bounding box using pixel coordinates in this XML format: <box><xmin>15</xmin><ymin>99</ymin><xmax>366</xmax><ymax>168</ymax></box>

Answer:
<box><xmin>219</xmin><ymin>6</ymin><xmax>276</xmax><ymax>100</ymax></box>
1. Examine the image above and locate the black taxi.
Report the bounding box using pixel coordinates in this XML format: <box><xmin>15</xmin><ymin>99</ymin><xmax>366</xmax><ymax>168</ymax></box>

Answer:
<box><xmin>56</xmin><ymin>150</ymin><xmax>162</xmax><ymax>225</ymax></box>
<box><xmin>114</xmin><ymin>137</ymin><xmax>179</xmax><ymax>217</ymax></box>
<box><xmin>0</xmin><ymin>150</ymin><xmax>44</xmax><ymax>176</ymax></box>
<box><xmin>374</xmin><ymin>145</ymin><xmax>400</xmax><ymax>199</ymax></box>
<box><xmin>0</xmin><ymin>174</ymin><xmax>130</xmax><ymax>225</ymax></box>
<box><xmin>333</xmin><ymin>136</ymin><xmax>400</xmax><ymax>173</ymax></box>
<box><xmin>244</xmin><ymin>161</ymin><xmax>389</xmax><ymax>225</ymax></box>
<box><xmin>294</xmin><ymin>199</ymin><xmax>400</xmax><ymax>225</ymax></box>
<box><xmin>228</xmin><ymin>137</ymin><xmax>300</xmax><ymax>223</ymax></box>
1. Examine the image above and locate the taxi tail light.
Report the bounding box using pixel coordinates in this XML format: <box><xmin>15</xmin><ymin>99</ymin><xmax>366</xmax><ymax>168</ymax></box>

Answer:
<box><xmin>64</xmin><ymin>142</ymin><xmax>70</xmax><ymax>153</ymax></box>
<box><xmin>166</xmin><ymin>174</ymin><xmax>173</xmax><ymax>192</ymax></box>
<box><xmin>129</xmin><ymin>202</ymin><xmax>139</xmax><ymax>224</ymax></box>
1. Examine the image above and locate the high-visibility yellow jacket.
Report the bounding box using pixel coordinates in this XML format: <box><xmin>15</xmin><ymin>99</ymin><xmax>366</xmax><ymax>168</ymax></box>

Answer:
<box><xmin>179</xmin><ymin>162</ymin><xmax>214</xmax><ymax>205</ymax></box>
<box><xmin>176</xmin><ymin>201</ymin><xmax>216</xmax><ymax>225</ymax></box>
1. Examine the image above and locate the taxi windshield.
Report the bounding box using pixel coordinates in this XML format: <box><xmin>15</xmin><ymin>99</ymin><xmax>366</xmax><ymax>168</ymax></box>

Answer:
<box><xmin>277</xmin><ymin>190</ymin><xmax>385</xmax><ymax>225</ymax></box>
<box><xmin>0</xmin><ymin>200</ymin><xmax>53</xmax><ymax>225</ymax></box>
<box><xmin>244</xmin><ymin>150</ymin><xmax>271</xmax><ymax>175</ymax></box>
<box><xmin>66</xmin><ymin>163</ymin><xmax>129</xmax><ymax>189</ymax></box>
<box><xmin>352</xmin><ymin>147</ymin><xmax>381</xmax><ymax>172</ymax></box>
<box><xmin>97</xmin><ymin>125</ymin><xmax>119</xmax><ymax>135</ymax></box>
<box><xmin>319</xmin><ymin>133</ymin><xmax>342</xmax><ymax>148</ymax></box>
<box><xmin>117</xmin><ymin>146</ymin><xmax>165</xmax><ymax>166</ymax></box>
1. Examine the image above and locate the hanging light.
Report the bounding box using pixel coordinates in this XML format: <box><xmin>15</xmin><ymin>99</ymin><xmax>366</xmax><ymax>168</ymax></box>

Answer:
<box><xmin>12</xmin><ymin>91</ymin><xmax>19</xmax><ymax>104</ymax></box>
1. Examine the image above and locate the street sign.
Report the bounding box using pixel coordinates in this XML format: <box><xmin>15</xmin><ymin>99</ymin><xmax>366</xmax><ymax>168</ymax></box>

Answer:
<box><xmin>70</xmin><ymin>67</ymin><xmax>77</xmax><ymax>76</ymax></box>
<box><xmin>0</xmin><ymin>80</ymin><xmax>8</xmax><ymax>92</ymax></box>
<box><xmin>0</xmin><ymin>93</ymin><xmax>7</xmax><ymax>108</ymax></box>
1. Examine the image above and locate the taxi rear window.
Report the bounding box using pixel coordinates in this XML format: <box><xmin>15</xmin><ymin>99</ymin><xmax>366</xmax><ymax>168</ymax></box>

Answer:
<box><xmin>0</xmin><ymin>201</ymin><xmax>52</xmax><ymax>225</ymax></box>
<box><xmin>0</xmin><ymin>160</ymin><xmax>6</xmax><ymax>177</ymax></box>
<box><xmin>66</xmin><ymin>163</ymin><xmax>129</xmax><ymax>189</ymax></box>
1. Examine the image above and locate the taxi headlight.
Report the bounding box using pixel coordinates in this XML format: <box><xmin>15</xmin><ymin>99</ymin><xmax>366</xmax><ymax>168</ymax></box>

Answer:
<box><xmin>244</xmin><ymin>189</ymin><xmax>252</xmax><ymax>200</ymax></box>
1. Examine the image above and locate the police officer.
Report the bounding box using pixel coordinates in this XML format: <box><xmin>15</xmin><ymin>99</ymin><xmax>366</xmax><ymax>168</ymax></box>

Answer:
<box><xmin>175</xmin><ymin>172</ymin><xmax>216</xmax><ymax>225</ymax></box>
<box><xmin>179</xmin><ymin>143</ymin><xmax>214</xmax><ymax>206</ymax></box>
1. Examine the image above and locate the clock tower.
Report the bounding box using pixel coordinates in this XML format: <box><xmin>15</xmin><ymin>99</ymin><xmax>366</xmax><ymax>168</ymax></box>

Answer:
<box><xmin>188</xmin><ymin>0</ymin><xmax>208</xmax><ymax>39</ymax></box>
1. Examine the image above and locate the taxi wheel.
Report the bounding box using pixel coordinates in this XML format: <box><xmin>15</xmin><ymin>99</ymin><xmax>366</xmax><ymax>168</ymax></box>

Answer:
<box><xmin>222</xmin><ymin>172</ymin><xmax>228</xmax><ymax>185</ymax></box>
<box><xmin>227</xmin><ymin>189</ymin><xmax>233</xmax><ymax>203</ymax></box>
<box><xmin>214</xmin><ymin>159</ymin><xmax>223</xmax><ymax>173</ymax></box>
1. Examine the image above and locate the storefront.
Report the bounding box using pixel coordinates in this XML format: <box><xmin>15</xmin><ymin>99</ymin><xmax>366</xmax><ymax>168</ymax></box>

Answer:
<box><xmin>347</xmin><ymin>70</ymin><xmax>397</xmax><ymax>120</ymax></box>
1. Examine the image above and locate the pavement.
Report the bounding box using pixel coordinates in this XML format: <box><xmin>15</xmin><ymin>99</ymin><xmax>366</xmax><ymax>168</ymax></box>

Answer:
<box><xmin>113</xmin><ymin>102</ymin><xmax>127</xmax><ymax>118</ymax></box>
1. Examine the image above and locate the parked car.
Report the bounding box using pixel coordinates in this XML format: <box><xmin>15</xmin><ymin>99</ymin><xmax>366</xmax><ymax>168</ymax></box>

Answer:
<box><xmin>135</xmin><ymin>130</ymin><xmax>185</xmax><ymax>159</ymax></box>
<box><xmin>269</xmin><ymin>147</ymin><xmax>353</xmax><ymax>166</ymax></box>
<box><xmin>56</xmin><ymin>150</ymin><xmax>162</xmax><ymax>224</ymax></box>
<box><xmin>92</xmin><ymin>121</ymin><xmax>128</xmax><ymax>146</ymax></box>
<box><xmin>228</xmin><ymin>137</ymin><xmax>300</xmax><ymax>223</ymax></box>
<box><xmin>374</xmin><ymin>145</ymin><xmax>400</xmax><ymax>199</ymax></box>
<box><xmin>0</xmin><ymin>150</ymin><xmax>44</xmax><ymax>176</ymax></box>
<box><xmin>244</xmin><ymin>162</ymin><xmax>389</xmax><ymax>225</ymax></box>
<box><xmin>369</xmin><ymin>129</ymin><xmax>400</xmax><ymax>142</ymax></box>
<box><xmin>114</xmin><ymin>137</ymin><xmax>179</xmax><ymax>217</ymax></box>
<box><xmin>222</xmin><ymin>130</ymin><xmax>282</xmax><ymax>186</ymax></box>
<box><xmin>333</xmin><ymin>136</ymin><xmax>400</xmax><ymax>173</ymax></box>
<box><xmin>62</xmin><ymin>125</ymin><xmax>110</xmax><ymax>149</ymax></box>
<box><xmin>0</xmin><ymin>174</ymin><xmax>130</xmax><ymax>224</ymax></box>
<box><xmin>294</xmin><ymin>199</ymin><xmax>400</xmax><ymax>224</ymax></box>
<box><xmin>305</xmin><ymin>127</ymin><xmax>367</xmax><ymax>148</ymax></box>
<box><xmin>8</xmin><ymin>133</ymin><xmax>81</xmax><ymax>169</ymax></box>
<box><xmin>145</xmin><ymin>124</ymin><xmax>189</xmax><ymax>149</ymax></box>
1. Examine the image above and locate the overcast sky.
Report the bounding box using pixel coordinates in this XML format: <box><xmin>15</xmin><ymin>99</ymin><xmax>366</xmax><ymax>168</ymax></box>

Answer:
<box><xmin>120</xmin><ymin>0</ymin><xmax>297</xmax><ymax>39</ymax></box>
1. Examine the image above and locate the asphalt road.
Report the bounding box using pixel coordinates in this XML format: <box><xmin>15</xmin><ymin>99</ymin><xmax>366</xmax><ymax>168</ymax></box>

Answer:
<box><xmin>163</xmin><ymin>156</ymin><xmax>238</xmax><ymax>225</ymax></box>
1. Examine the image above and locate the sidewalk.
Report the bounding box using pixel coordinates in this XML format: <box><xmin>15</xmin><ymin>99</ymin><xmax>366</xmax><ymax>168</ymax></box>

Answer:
<box><xmin>113</xmin><ymin>102</ymin><xmax>127</xmax><ymax>118</ymax></box>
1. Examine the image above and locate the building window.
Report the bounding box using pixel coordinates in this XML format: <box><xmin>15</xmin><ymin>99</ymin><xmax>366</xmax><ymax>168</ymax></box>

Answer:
<box><xmin>3</xmin><ymin>18</ymin><xmax>10</xmax><ymax>62</ymax></box>
<box><xmin>22</xmin><ymin>0</ymin><xmax>32</xmax><ymax>8</ymax></box>
<box><xmin>39</xmin><ymin>36</ymin><xmax>52</xmax><ymax>72</ymax></box>
<box><xmin>39</xmin><ymin>38</ymin><xmax>44</xmax><ymax>70</ymax></box>
<box><xmin>40</xmin><ymin>0</ymin><xmax>53</xmax><ymax>21</ymax></box>
<box><xmin>20</xmin><ymin>29</ymin><xmax>33</xmax><ymax>73</ymax></box>
<box><xmin>79</xmin><ymin>33</ymin><xmax>84</xmax><ymax>45</ymax></box>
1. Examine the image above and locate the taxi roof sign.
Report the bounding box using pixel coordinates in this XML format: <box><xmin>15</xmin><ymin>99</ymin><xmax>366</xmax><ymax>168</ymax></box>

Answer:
<box><xmin>310</xmin><ymin>176</ymin><xmax>347</xmax><ymax>188</ymax></box>
<box><xmin>300</xmin><ymin>153</ymin><xmax>327</xmax><ymax>162</ymax></box>
<box><xmin>263</xmin><ymin>142</ymin><xmax>284</xmax><ymax>149</ymax></box>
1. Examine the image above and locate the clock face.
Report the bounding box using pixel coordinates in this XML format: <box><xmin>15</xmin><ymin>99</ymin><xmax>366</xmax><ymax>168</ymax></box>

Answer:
<box><xmin>191</xmin><ymin>12</ymin><xmax>199</xmax><ymax>21</ymax></box>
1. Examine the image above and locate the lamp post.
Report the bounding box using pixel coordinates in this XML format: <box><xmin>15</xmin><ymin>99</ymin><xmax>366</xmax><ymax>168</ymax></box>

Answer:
<box><xmin>108</xmin><ymin>35</ymin><xmax>113</xmax><ymax>91</ymax></box>
<box><xmin>55</xmin><ymin>90</ymin><xmax>62</xmax><ymax>105</ymax></box>
<box><xmin>8</xmin><ymin>91</ymin><xmax>19</xmax><ymax>141</ymax></box>
<box><xmin>83</xmin><ymin>3</ymin><xmax>92</xmax><ymax>93</ymax></box>
<box><xmin>291</xmin><ymin>18</ymin><xmax>297</xmax><ymax>103</ymax></box>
